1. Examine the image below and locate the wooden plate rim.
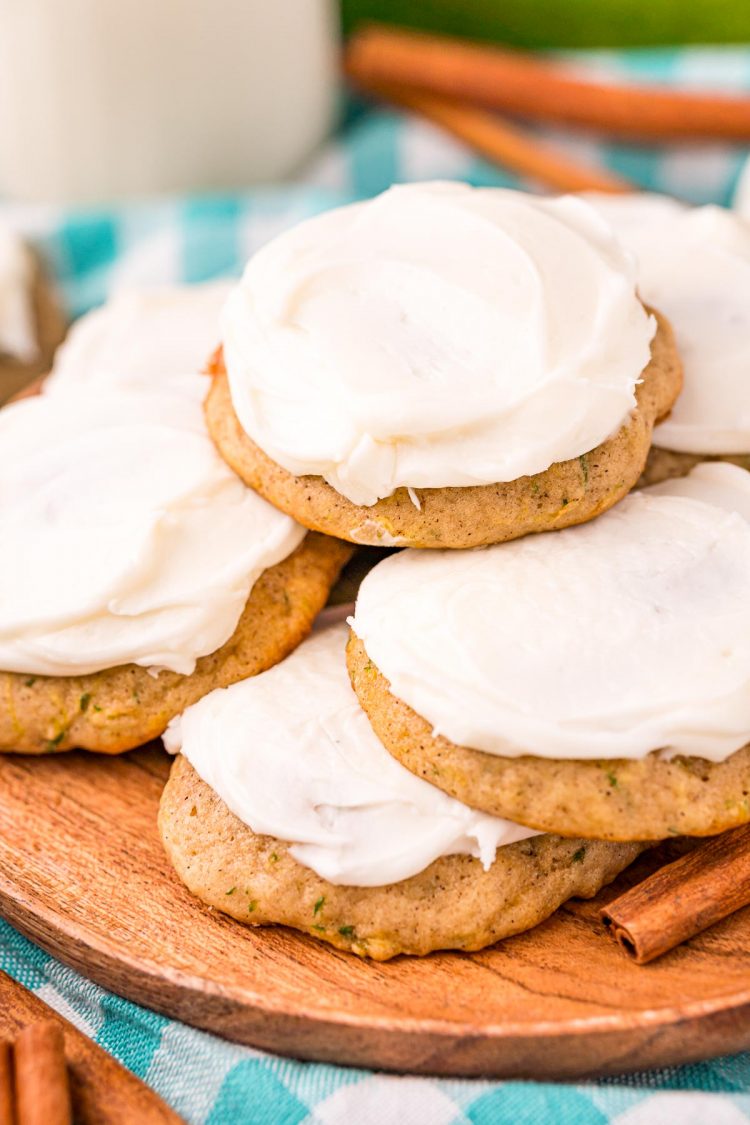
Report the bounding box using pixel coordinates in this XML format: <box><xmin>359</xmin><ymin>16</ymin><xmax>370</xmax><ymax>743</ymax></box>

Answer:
<box><xmin>4</xmin><ymin>876</ymin><xmax>750</xmax><ymax>1045</ymax></box>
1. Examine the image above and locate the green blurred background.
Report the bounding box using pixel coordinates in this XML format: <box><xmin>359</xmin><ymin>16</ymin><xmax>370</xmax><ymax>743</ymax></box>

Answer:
<box><xmin>341</xmin><ymin>0</ymin><xmax>750</xmax><ymax>47</ymax></box>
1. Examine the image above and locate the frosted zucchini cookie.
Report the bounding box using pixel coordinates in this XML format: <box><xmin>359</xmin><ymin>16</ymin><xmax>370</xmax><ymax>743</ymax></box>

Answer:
<box><xmin>348</xmin><ymin>463</ymin><xmax>750</xmax><ymax>842</ymax></box>
<box><xmin>584</xmin><ymin>194</ymin><xmax>750</xmax><ymax>486</ymax></box>
<box><xmin>0</xmin><ymin>377</ymin><xmax>349</xmax><ymax>754</ymax></box>
<box><xmin>208</xmin><ymin>182</ymin><xmax>681</xmax><ymax>549</ymax></box>
<box><xmin>160</xmin><ymin>623</ymin><xmax>642</xmax><ymax>960</ymax></box>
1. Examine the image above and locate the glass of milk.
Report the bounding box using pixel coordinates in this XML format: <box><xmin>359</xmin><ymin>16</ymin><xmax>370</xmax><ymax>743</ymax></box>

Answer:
<box><xmin>0</xmin><ymin>0</ymin><xmax>338</xmax><ymax>203</ymax></box>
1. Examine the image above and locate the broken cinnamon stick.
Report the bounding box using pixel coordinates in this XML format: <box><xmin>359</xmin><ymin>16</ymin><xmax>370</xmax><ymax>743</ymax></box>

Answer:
<box><xmin>346</xmin><ymin>26</ymin><xmax>750</xmax><ymax>143</ymax></box>
<box><xmin>0</xmin><ymin>1041</ymin><xmax>13</xmax><ymax>1125</ymax></box>
<box><xmin>365</xmin><ymin>82</ymin><xmax>631</xmax><ymax>193</ymax></box>
<box><xmin>601</xmin><ymin>823</ymin><xmax>750</xmax><ymax>964</ymax></box>
<box><xmin>13</xmin><ymin>1021</ymin><xmax>71</xmax><ymax>1125</ymax></box>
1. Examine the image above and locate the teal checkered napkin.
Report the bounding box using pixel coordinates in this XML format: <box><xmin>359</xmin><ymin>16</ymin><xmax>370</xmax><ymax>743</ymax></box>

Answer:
<box><xmin>1</xmin><ymin>44</ymin><xmax>750</xmax><ymax>1125</ymax></box>
<box><xmin>3</xmin><ymin>918</ymin><xmax>750</xmax><ymax>1124</ymax></box>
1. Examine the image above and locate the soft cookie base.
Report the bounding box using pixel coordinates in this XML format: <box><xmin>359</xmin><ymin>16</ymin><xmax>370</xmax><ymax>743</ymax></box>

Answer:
<box><xmin>346</xmin><ymin>633</ymin><xmax>750</xmax><ymax>842</ymax></box>
<box><xmin>205</xmin><ymin>309</ymin><xmax>681</xmax><ymax>549</ymax></box>
<box><xmin>159</xmin><ymin>754</ymin><xmax>644</xmax><ymax>960</ymax></box>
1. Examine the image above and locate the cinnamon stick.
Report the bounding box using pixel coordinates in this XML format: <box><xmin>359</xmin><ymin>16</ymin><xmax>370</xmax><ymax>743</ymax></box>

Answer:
<box><xmin>0</xmin><ymin>1041</ymin><xmax>13</xmax><ymax>1125</ymax></box>
<box><xmin>346</xmin><ymin>26</ymin><xmax>750</xmax><ymax>143</ymax></box>
<box><xmin>365</xmin><ymin>82</ymin><xmax>631</xmax><ymax>194</ymax></box>
<box><xmin>13</xmin><ymin>1021</ymin><xmax>71</xmax><ymax>1125</ymax></box>
<box><xmin>0</xmin><ymin>972</ymin><xmax>182</xmax><ymax>1125</ymax></box>
<box><xmin>601</xmin><ymin>824</ymin><xmax>750</xmax><ymax>964</ymax></box>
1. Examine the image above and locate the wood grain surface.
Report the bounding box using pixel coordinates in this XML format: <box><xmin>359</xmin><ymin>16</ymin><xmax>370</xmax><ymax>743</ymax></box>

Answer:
<box><xmin>0</xmin><ymin>972</ymin><xmax>181</xmax><ymax>1123</ymax></box>
<box><xmin>0</xmin><ymin>745</ymin><xmax>749</xmax><ymax>1080</ymax></box>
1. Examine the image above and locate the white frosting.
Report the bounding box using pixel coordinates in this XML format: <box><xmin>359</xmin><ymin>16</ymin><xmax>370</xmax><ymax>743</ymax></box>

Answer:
<box><xmin>44</xmin><ymin>282</ymin><xmax>233</xmax><ymax>395</ymax></box>
<box><xmin>585</xmin><ymin>192</ymin><xmax>750</xmax><ymax>455</ymax></box>
<box><xmin>352</xmin><ymin>463</ymin><xmax>750</xmax><ymax>764</ymax></box>
<box><xmin>0</xmin><ymin>375</ymin><xmax>305</xmax><ymax>676</ymax></box>
<box><xmin>222</xmin><ymin>182</ymin><xmax>654</xmax><ymax>506</ymax></box>
<box><xmin>0</xmin><ymin>226</ymin><xmax>38</xmax><ymax>363</ymax></box>
<box><xmin>163</xmin><ymin>620</ymin><xmax>537</xmax><ymax>887</ymax></box>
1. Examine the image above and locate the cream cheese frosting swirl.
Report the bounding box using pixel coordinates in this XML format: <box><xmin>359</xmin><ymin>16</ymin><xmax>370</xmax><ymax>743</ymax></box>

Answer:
<box><xmin>585</xmin><ymin>192</ymin><xmax>750</xmax><ymax>455</ymax></box>
<box><xmin>222</xmin><ymin>181</ymin><xmax>654</xmax><ymax>506</ymax></box>
<box><xmin>0</xmin><ymin>375</ymin><xmax>305</xmax><ymax>677</ymax></box>
<box><xmin>163</xmin><ymin>620</ymin><xmax>537</xmax><ymax>887</ymax></box>
<box><xmin>44</xmin><ymin>281</ymin><xmax>233</xmax><ymax>395</ymax></box>
<box><xmin>351</xmin><ymin>463</ymin><xmax>750</xmax><ymax>763</ymax></box>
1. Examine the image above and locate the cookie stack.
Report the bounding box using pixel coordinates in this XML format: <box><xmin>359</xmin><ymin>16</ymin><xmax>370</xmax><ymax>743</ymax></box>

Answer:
<box><xmin>157</xmin><ymin>181</ymin><xmax>699</xmax><ymax>961</ymax></box>
<box><xmin>5</xmin><ymin>181</ymin><xmax>750</xmax><ymax>962</ymax></box>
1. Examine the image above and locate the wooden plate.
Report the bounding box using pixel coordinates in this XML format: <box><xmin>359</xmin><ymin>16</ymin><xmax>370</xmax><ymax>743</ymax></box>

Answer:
<box><xmin>0</xmin><ymin>745</ymin><xmax>749</xmax><ymax>1080</ymax></box>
